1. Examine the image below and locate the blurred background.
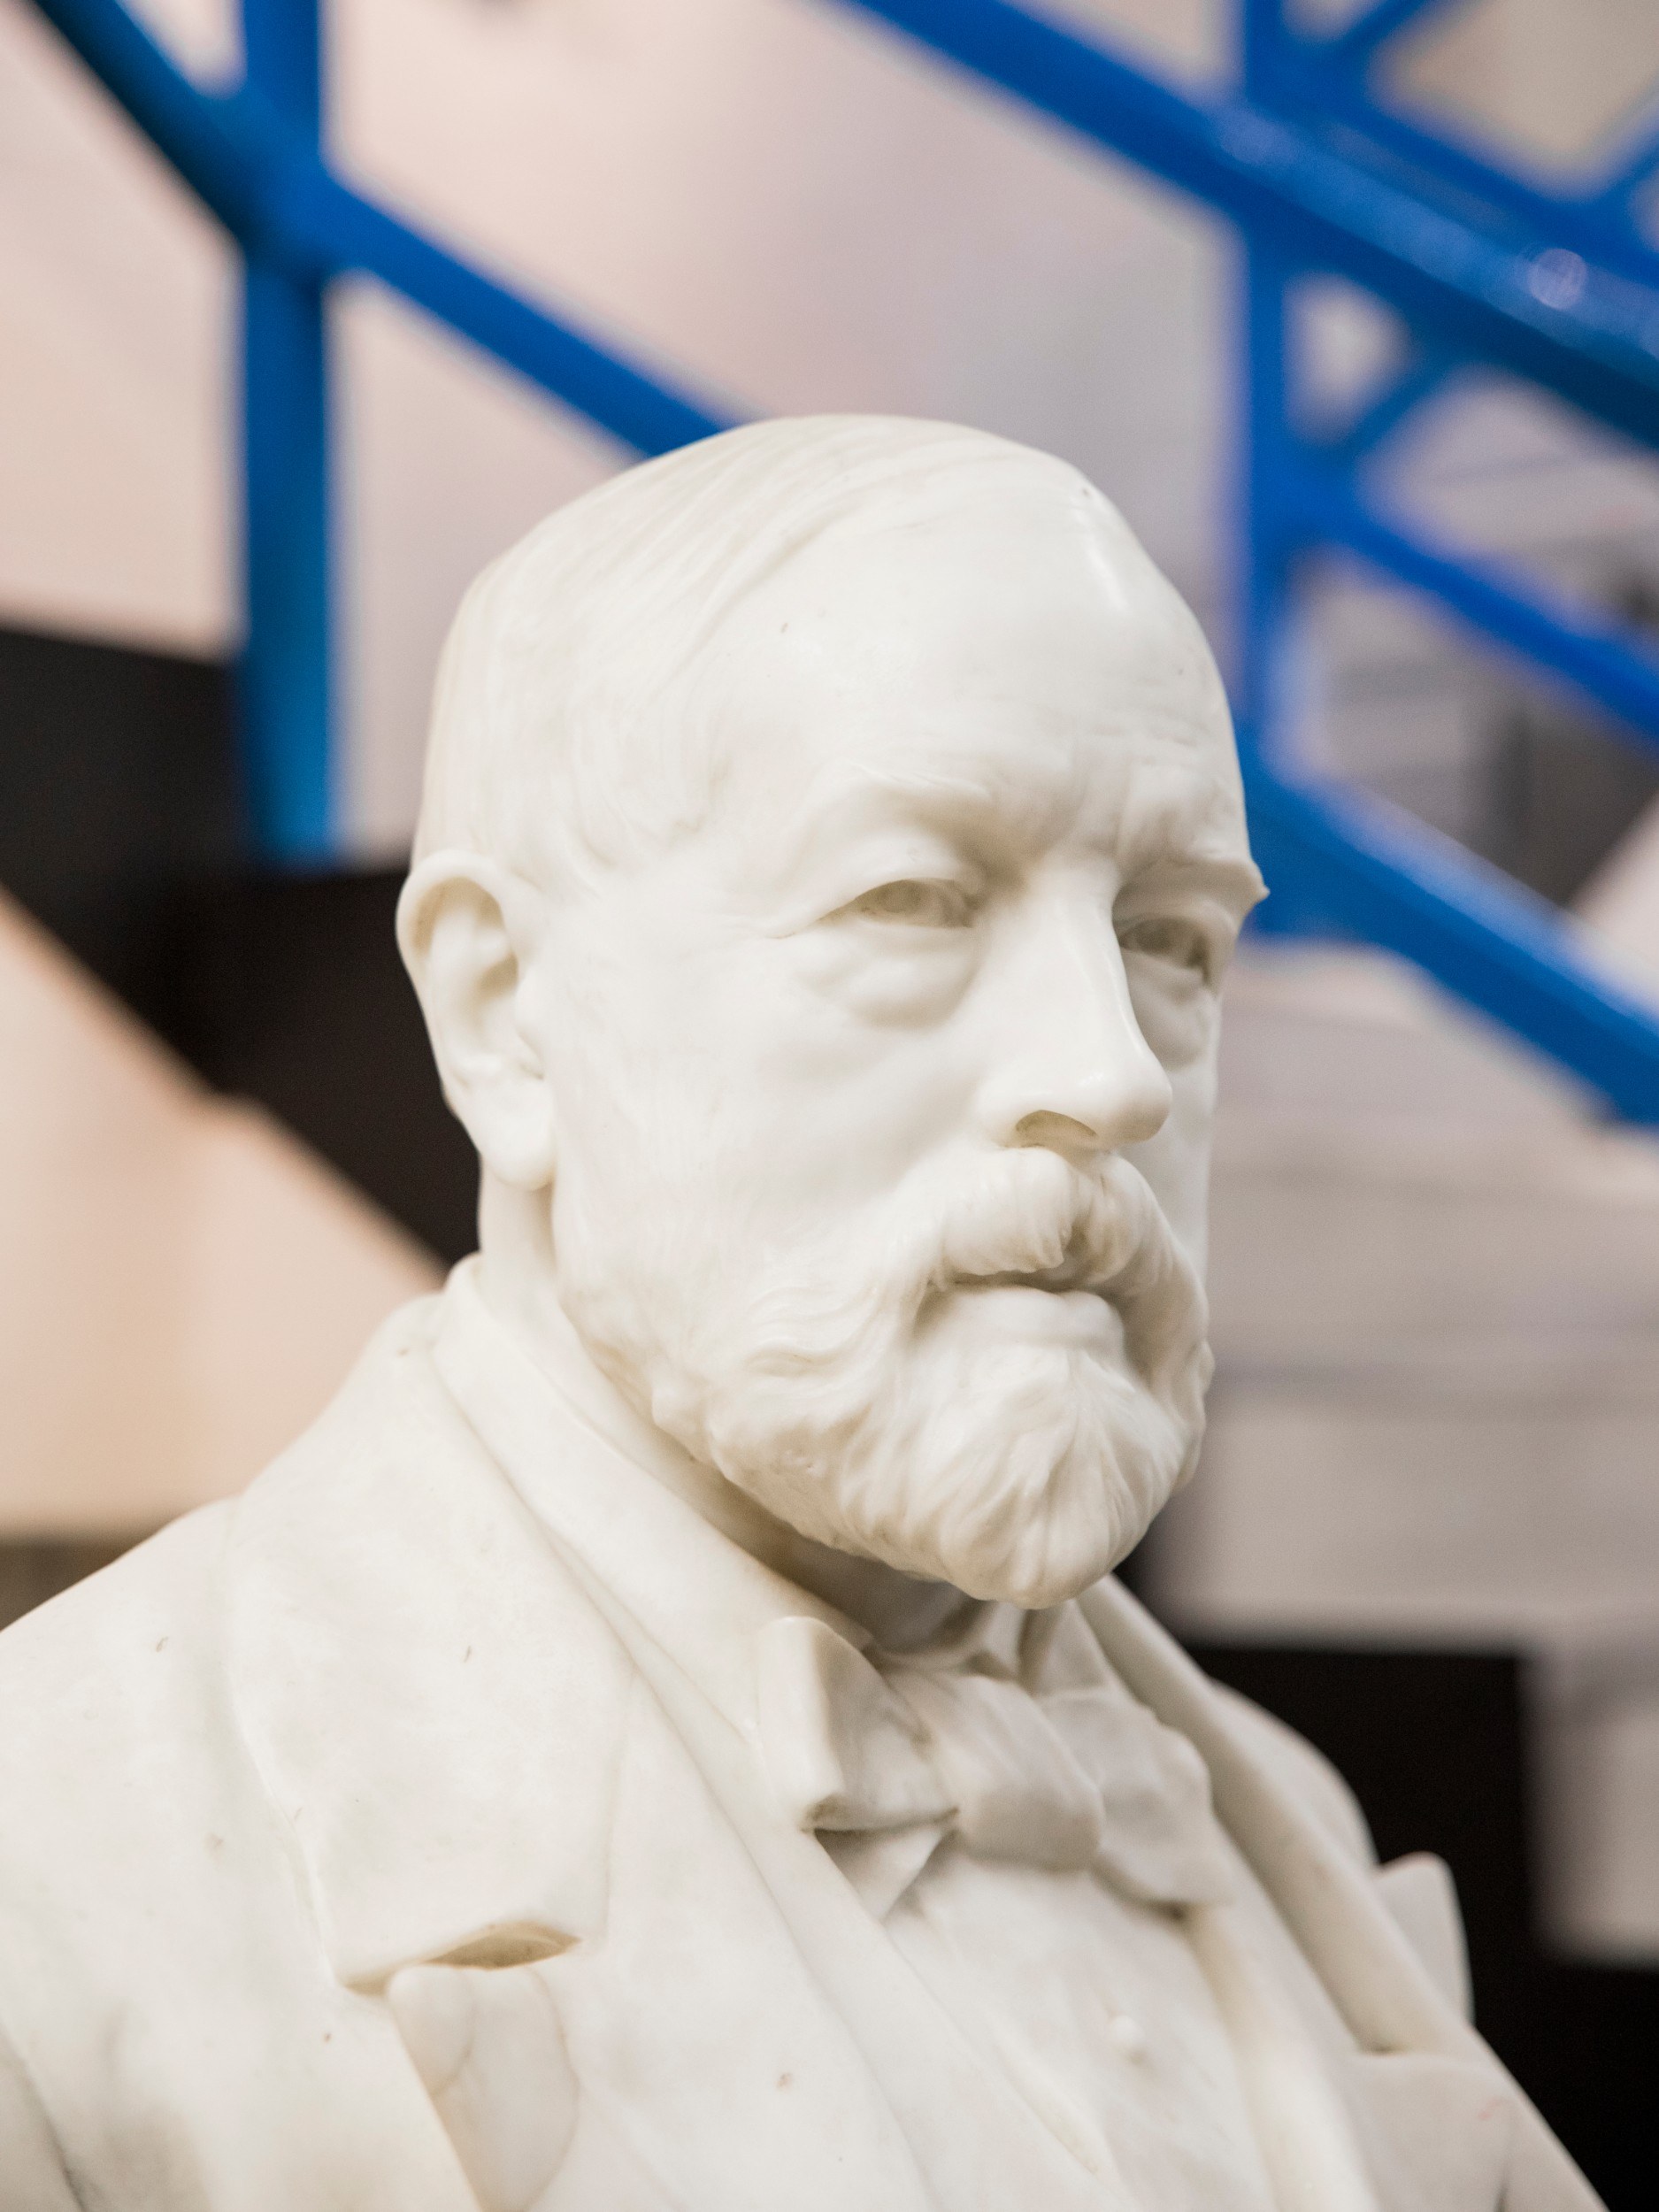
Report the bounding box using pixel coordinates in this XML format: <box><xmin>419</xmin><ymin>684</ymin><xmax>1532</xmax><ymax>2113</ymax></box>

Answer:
<box><xmin>4</xmin><ymin>0</ymin><xmax>1659</xmax><ymax>2193</ymax></box>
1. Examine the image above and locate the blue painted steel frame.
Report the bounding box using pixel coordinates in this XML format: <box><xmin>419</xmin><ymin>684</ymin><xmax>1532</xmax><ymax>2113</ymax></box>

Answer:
<box><xmin>26</xmin><ymin>0</ymin><xmax>733</xmax><ymax>867</ymax></box>
<box><xmin>241</xmin><ymin>0</ymin><xmax>330</xmax><ymax>861</ymax></box>
<box><xmin>22</xmin><ymin>0</ymin><xmax>1659</xmax><ymax>1119</ymax></box>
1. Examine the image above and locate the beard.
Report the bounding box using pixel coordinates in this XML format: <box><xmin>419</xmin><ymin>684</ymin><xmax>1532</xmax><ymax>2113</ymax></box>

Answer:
<box><xmin>554</xmin><ymin>1145</ymin><xmax>1211</xmax><ymax>1609</ymax></box>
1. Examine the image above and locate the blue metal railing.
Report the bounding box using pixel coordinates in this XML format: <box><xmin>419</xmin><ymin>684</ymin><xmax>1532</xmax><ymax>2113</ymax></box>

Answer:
<box><xmin>24</xmin><ymin>0</ymin><xmax>1659</xmax><ymax>1119</ymax></box>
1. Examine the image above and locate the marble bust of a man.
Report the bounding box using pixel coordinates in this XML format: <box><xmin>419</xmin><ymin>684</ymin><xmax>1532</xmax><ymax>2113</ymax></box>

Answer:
<box><xmin>0</xmin><ymin>419</ymin><xmax>1597</xmax><ymax>2210</ymax></box>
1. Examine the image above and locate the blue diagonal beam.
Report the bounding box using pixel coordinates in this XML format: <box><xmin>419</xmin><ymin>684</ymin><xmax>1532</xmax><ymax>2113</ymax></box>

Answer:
<box><xmin>28</xmin><ymin>0</ymin><xmax>261</xmax><ymax>226</ymax></box>
<box><xmin>282</xmin><ymin>169</ymin><xmax>735</xmax><ymax>457</ymax></box>
<box><xmin>1319</xmin><ymin>343</ymin><xmax>1455</xmax><ymax>462</ymax></box>
<box><xmin>830</xmin><ymin>0</ymin><xmax>1659</xmax><ymax>455</ymax></box>
<box><xmin>1591</xmin><ymin>113</ymin><xmax>1659</xmax><ymax>214</ymax></box>
<box><xmin>28</xmin><ymin>0</ymin><xmax>735</xmax><ymax>457</ymax></box>
<box><xmin>37</xmin><ymin>0</ymin><xmax>1659</xmax><ymax>454</ymax></box>
<box><xmin>1285</xmin><ymin>465</ymin><xmax>1659</xmax><ymax>749</ymax></box>
<box><xmin>1264</xmin><ymin>52</ymin><xmax>1659</xmax><ymax>290</ymax></box>
<box><xmin>1245</xmin><ymin>761</ymin><xmax>1659</xmax><ymax>1122</ymax></box>
<box><xmin>1256</xmin><ymin>37</ymin><xmax>1659</xmax><ymax>294</ymax></box>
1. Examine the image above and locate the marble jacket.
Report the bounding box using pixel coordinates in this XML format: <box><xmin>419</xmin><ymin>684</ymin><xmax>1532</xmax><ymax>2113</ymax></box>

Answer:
<box><xmin>0</xmin><ymin>1290</ymin><xmax>1600</xmax><ymax>2212</ymax></box>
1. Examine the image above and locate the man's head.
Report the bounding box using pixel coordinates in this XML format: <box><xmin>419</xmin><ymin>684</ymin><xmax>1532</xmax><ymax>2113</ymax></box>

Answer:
<box><xmin>400</xmin><ymin>417</ymin><xmax>1263</xmax><ymax>1609</ymax></box>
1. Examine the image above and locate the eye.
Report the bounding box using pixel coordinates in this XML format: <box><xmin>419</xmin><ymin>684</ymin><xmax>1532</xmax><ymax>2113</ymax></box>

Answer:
<box><xmin>843</xmin><ymin>879</ymin><xmax>971</xmax><ymax>929</ymax></box>
<box><xmin>1118</xmin><ymin>914</ymin><xmax>1214</xmax><ymax>984</ymax></box>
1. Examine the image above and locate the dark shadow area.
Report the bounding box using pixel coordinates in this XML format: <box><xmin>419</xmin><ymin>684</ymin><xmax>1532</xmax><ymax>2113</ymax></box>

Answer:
<box><xmin>169</xmin><ymin>868</ymin><xmax>478</xmax><ymax>1263</ymax></box>
<box><xmin>0</xmin><ymin>1538</ymin><xmax>136</xmax><ymax>1637</ymax></box>
<box><xmin>0</xmin><ymin>627</ymin><xmax>475</xmax><ymax>1263</ymax></box>
<box><xmin>0</xmin><ymin>623</ymin><xmax>242</xmax><ymax>1031</ymax></box>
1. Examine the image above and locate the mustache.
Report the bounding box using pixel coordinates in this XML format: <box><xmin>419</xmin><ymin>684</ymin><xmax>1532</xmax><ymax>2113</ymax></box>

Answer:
<box><xmin>887</xmin><ymin>1147</ymin><xmax>1209</xmax><ymax>1397</ymax></box>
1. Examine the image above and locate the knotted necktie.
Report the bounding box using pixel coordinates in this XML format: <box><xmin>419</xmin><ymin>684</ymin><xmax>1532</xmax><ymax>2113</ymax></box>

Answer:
<box><xmin>755</xmin><ymin>1614</ymin><xmax>1235</xmax><ymax>1917</ymax></box>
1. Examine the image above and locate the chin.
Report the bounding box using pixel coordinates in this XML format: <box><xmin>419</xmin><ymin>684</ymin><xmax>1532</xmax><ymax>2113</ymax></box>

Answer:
<box><xmin>702</xmin><ymin>1333</ymin><xmax>1206</xmax><ymax>1613</ymax></box>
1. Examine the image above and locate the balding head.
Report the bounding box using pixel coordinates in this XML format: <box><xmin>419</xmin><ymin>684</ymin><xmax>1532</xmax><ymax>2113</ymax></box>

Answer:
<box><xmin>413</xmin><ymin>414</ymin><xmax>1230</xmax><ymax>887</ymax></box>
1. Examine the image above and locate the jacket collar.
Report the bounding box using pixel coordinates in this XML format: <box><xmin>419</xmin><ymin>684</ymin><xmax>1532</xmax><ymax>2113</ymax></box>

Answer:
<box><xmin>429</xmin><ymin>1262</ymin><xmax>869</xmax><ymax>1742</ymax></box>
<box><xmin>224</xmin><ymin>1294</ymin><xmax>634</xmax><ymax>1993</ymax></box>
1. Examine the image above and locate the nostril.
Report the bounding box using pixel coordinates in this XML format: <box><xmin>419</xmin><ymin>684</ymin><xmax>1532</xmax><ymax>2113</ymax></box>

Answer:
<box><xmin>1011</xmin><ymin>1110</ymin><xmax>1098</xmax><ymax>1151</ymax></box>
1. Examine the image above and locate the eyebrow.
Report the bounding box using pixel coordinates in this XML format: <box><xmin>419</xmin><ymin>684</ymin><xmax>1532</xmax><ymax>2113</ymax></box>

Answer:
<box><xmin>780</xmin><ymin>759</ymin><xmax>1261</xmax><ymax>909</ymax></box>
<box><xmin>1118</xmin><ymin>849</ymin><xmax>1266</xmax><ymax>918</ymax></box>
<box><xmin>781</xmin><ymin>762</ymin><xmax>1076</xmax><ymax>873</ymax></box>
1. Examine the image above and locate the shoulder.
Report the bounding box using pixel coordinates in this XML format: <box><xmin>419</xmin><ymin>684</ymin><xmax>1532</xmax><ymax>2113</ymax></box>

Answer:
<box><xmin>0</xmin><ymin>1501</ymin><xmax>234</xmax><ymax>1790</ymax></box>
<box><xmin>0</xmin><ymin>1301</ymin><xmax>635</xmax><ymax>2167</ymax></box>
<box><xmin>0</xmin><ymin>1298</ymin><xmax>477</xmax><ymax>1958</ymax></box>
<box><xmin>0</xmin><ymin>1497</ymin><xmax>296</xmax><ymax>2137</ymax></box>
<box><xmin>0</xmin><ymin>1293</ymin><xmax>456</xmax><ymax>1727</ymax></box>
<box><xmin>0</xmin><ymin>1297</ymin><xmax>451</xmax><ymax>1783</ymax></box>
<box><xmin>0</xmin><ymin>1495</ymin><xmax>261</xmax><ymax>1934</ymax></box>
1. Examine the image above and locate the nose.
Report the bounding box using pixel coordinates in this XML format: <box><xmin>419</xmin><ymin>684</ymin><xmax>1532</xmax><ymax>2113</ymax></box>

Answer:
<box><xmin>973</xmin><ymin>889</ymin><xmax>1172</xmax><ymax>1157</ymax></box>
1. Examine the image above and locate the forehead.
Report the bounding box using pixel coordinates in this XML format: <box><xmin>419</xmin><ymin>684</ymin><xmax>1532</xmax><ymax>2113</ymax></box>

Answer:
<box><xmin>697</xmin><ymin>504</ymin><xmax>1248</xmax><ymax>872</ymax></box>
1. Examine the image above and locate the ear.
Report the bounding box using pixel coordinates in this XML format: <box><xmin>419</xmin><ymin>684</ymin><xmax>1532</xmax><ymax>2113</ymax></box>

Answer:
<box><xmin>397</xmin><ymin>852</ymin><xmax>558</xmax><ymax>1190</ymax></box>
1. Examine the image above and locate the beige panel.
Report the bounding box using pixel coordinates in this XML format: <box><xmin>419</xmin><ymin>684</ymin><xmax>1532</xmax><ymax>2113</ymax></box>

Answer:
<box><xmin>182</xmin><ymin>1100</ymin><xmax>447</xmax><ymax>1511</ymax></box>
<box><xmin>0</xmin><ymin>892</ymin><xmax>441</xmax><ymax>1538</ymax></box>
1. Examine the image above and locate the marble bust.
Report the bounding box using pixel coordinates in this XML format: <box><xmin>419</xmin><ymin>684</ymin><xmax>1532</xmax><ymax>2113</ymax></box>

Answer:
<box><xmin>0</xmin><ymin>418</ymin><xmax>1599</xmax><ymax>2210</ymax></box>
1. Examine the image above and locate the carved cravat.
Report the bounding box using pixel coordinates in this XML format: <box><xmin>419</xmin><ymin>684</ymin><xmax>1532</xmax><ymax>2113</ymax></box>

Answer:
<box><xmin>755</xmin><ymin>1613</ymin><xmax>1236</xmax><ymax>1917</ymax></box>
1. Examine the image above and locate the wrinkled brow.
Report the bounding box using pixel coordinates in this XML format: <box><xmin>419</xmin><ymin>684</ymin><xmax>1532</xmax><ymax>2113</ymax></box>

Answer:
<box><xmin>780</xmin><ymin>749</ymin><xmax>1252</xmax><ymax>889</ymax></box>
<box><xmin>781</xmin><ymin>758</ymin><xmax>1081</xmax><ymax>868</ymax></box>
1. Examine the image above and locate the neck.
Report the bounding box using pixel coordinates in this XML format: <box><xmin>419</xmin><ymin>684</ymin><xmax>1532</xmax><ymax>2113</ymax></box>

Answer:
<box><xmin>473</xmin><ymin>1173</ymin><xmax>969</xmax><ymax>1649</ymax></box>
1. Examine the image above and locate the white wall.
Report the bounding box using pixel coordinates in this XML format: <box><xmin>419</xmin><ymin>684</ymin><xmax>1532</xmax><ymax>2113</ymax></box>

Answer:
<box><xmin>0</xmin><ymin>0</ymin><xmax>234</xmax><ymax>650</ymax></box>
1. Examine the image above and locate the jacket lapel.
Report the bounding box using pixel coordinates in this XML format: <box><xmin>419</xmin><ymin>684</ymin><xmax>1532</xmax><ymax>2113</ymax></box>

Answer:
<box><xmin>1079</xmin><ymin>1578</ymin><xmax>1600</xmax><ymax>2212</ymax></box>
<box><xmin>225</xmin><ymin>1302</ymin><xmax>632</xmax><ymax>1993</ymax></box>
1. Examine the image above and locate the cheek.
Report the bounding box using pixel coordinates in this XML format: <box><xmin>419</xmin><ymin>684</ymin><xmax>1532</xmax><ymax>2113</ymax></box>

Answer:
<box><xmin>540</xmin><ymin>893</ymin><xmax>981</xmax><ymax>1230</ymax></box>
<box><xmin>534</xmin><ymin>925</ymin><xmax>716</xmax><ymax>1179</ymax></box>
<box><xmin>534</xmin><ymin>935</ymin><xmax>881</xmax><ymax>1233</ymax></box>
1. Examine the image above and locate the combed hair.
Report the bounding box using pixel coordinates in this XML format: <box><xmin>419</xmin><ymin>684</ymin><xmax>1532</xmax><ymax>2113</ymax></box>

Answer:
<box><xmin>412</xmin><ymin>414</ymin><xmax>1178</xmax><ymax>883</ymax></box>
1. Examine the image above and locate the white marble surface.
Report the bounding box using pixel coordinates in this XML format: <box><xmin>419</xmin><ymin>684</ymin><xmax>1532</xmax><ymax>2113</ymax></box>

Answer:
<box><xmin>0</xmin><ymin>419</ymin><xmax>1601</xmax><ymax>2208</ymax></box>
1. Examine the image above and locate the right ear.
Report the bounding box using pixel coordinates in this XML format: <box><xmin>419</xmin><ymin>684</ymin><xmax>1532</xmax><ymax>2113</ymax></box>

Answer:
<box><xmin>396</xmin><ymin>852</ymin><xmax>559</xmax><ymax>1190</ymax></box>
